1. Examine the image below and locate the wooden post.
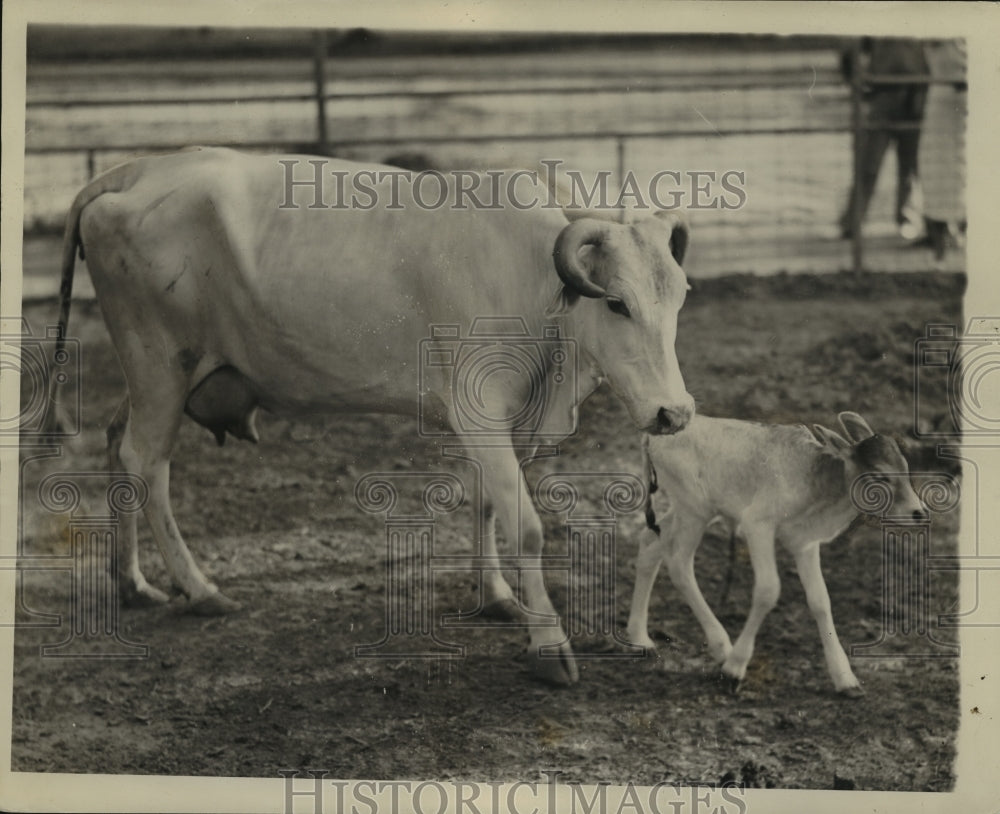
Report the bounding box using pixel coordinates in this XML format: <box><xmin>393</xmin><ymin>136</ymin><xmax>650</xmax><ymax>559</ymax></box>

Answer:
<box><xmin>848</xmin><ymin>41</ymin><xmax>864</xmax><ymax>273</ymax></box>
<box><xmin>313</xmin><ymin>30</ymin><xmax>329</xmax><ymax>154</ymax></box>
<box><xmin>616</xmin><ymin>136</ymin><xmax>627</xmax><ymax>223</ymax></box>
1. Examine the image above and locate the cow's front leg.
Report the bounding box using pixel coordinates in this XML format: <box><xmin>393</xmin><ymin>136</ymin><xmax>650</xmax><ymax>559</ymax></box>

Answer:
<box><xmin>476</xmin><ymin>498</ymin><xmax>523</xmax><ymax>621</ymax></box>
<box><xmin>472</xmin><ymin>444</ymin><xmax>577</xmax><ymax>685</ymax></box>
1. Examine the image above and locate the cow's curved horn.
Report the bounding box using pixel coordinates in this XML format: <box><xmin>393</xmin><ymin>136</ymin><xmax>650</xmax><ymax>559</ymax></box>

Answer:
<box><xmin>552</xmin><ymin>219</ymin><xmax>611</xmax><ymax>299</ymax></box>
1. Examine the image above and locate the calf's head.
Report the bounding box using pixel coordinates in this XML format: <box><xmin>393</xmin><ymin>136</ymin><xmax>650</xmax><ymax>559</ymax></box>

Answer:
<box><xmin>550</xmin><ymin>210</ymin><xmax>694</xmax><ymax>435</ymax></box>
<box><xmin>815</xmin><ymin>411</ymin><xmax>926</xmax><ymax>521</ymax></box>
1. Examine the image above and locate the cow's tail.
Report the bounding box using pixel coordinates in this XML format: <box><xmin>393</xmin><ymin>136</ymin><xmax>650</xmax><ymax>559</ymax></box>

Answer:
<box><xmin>42</xmin><ymin>162</ymin><xmax>136</xmax><ymax>436</ymax></box>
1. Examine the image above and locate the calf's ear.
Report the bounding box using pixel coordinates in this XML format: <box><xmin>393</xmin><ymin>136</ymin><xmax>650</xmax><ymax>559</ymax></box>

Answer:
<box><xmin>812</xmin><ymin>424</ymin><xmax>851</xmax><ymax>451</ymax></box>
<box><xmin>838</xmin><ymin>411</ymin><xmax>876</xmax><ymax>443</ymax></box>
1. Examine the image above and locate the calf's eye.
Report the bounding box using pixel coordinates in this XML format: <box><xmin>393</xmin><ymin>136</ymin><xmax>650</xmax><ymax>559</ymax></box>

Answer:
<box><xmin>607</xmin><ymin>298</ymin><xmax>631</xmax><ymax>318</ymax></box>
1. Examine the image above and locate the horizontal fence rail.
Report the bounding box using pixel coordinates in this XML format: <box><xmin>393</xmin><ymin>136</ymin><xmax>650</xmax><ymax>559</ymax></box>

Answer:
<box><xmin>21</xmin><ymin>37</ymin><xmax>967</xmax><ymax>280</ymax></box>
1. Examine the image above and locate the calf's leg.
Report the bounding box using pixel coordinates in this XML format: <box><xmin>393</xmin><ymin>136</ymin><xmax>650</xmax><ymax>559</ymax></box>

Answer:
<box><xmin>664</xmin><ymin>513</ymin><xmax>733</xmax><ymax>664</ymax></box>
<box><xmin>722</xmin><ymin>525</ymin><xmax>779</xmax><ymax>684</ymax></box>
<box><xmin>626</xmin><ymin>527</ymin><xmax>666</xmax><ymax>649</ymax></box>
<box><xmin>794</xmin><ymin>542</ymin><xmax>863</xmax><ymax>697</ymax></box>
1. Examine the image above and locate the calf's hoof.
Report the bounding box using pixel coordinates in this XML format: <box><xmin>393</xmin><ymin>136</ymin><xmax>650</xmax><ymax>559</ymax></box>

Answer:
<box><xmin>187</xmin><ymin>591</ymin><xmax>242</xmax><ymax>616</ymax></box>
<box><xmin>625</xmin><ymin>627</ymin><xmax>657</xmax><ymax>651</ymax></box>
<box><xmin>837</xmin><ymin>684</ymin><xmax>865</xmax><ymax>700</ymax></box>
<box><xmin>527</xmin><ymin>644</ymin><xmax>579</xmax><ymax>686</ymax></box>
<box><xmin>716</xmin><ymin>672</ymin><xmax>743</xmax><ymax>695</ymax></box>
<box><xmin>120</xmin><ymin>581</ymin><xmax>170</xmax><ymax>608</ymax></box>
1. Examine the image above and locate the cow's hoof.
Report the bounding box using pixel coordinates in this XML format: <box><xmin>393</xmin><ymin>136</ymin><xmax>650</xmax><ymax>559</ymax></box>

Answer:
<box><xmin>527</xmin><ymin>645</ymin><xmax>579</xmax><ymax>686</ymax></box>
<box><xmin>717</xmin><ymin>672</ymin><xmax>742</xmax><ymax>695</ymax></box>
<box><xmin>479</xmin><ymin>598</ymin><xmax>528</xmax><ymax>623</ymax></box>
<box><xmin>837</xmin><ymin>684</ymin><xmax>865</xmax><ymax>700</ymax></box>
<box><xmin>626</xmin><ymin>631</ymin><xmax>658</xmax><ymax>651</ymax></box>
<box><xmin>120</xmin><ymin>581</ymin><xmax>170</xmax><ymax>608</ymax></box>
<box><xmin>187</xmin><ymin>591</ymin><xmax>242</xmax><ymax>616</ymax></box>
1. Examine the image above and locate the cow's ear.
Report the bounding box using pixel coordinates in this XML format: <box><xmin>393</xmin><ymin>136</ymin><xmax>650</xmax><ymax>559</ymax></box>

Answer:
<box><xmin>545</xmin><ymin>285</ymin><xmax>580</xmax><ymax>316</ymax></box>
<box><xmin>654</xmin><ymin>211</ymin><xmax>689</xmax><ymax>265</ymax></box>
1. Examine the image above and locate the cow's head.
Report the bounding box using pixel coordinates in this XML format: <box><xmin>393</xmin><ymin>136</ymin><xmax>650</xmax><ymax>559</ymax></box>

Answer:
<box><xmin>549</xmin><ymin>210</ymin><xmax>694</xmax><ymax>435</ymax></box>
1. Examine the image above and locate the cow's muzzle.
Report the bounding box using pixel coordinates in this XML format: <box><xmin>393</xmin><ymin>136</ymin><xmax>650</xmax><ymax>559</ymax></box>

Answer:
<box><xmin>652</xmin><ymin>403</ymin><xmax>693</xmax><ymax>435</ymax></box>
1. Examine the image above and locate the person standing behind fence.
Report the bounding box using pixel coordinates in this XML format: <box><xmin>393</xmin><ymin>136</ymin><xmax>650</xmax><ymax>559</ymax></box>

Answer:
<box><xmin>839</xmin><ymin>37</ymin><xmax>929</xmax><ymax>240</ymax></box>
<box><xmin>917</xmin><ymin>39</ymin><xmax>967</xmax><ymax>261</ymax></box>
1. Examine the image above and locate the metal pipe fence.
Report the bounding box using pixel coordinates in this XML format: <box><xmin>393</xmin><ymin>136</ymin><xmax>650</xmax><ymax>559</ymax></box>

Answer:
<box><xmin>22</xmin><ymin>35</ymin><xmax>967</xmax><ymax>276</ymax></box>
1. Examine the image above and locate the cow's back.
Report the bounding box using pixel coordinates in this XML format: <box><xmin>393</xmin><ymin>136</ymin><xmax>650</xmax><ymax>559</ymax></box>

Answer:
<box><xmin>76</xmin><ymin>148</ymin><xmax>570</xmax><ymax>418</ymax></box>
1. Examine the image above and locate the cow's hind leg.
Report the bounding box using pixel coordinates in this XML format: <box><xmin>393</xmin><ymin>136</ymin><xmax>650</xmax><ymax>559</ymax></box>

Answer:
<box><xmin>107</xmin><ymin>396</ymin><xmax>169</xmax><ymax>607</ymax></box>
<box><xmin>117</xmin><ymin>376</ymin><xmax>240</xmax><ymax>616</ymax></box>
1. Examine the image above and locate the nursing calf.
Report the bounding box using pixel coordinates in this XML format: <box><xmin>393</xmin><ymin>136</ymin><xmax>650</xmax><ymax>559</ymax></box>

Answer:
<box><xmin>626</xmin><ymin>412</ymin><xmax>925</xmax><ymax>697</ymax></box>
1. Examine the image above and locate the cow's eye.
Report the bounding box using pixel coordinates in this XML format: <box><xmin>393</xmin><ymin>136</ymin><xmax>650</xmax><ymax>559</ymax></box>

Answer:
<box><xmin>607</xmin><ymin>298</ymin><xmax>631</xmax><ymax>318</ymax></box>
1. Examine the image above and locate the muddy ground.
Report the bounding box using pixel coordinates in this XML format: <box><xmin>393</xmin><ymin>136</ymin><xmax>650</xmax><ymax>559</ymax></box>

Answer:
<box><xmin>12</xmin><ymin>271</ymin><xmax>963</xmax><ymax>790</ymax></box>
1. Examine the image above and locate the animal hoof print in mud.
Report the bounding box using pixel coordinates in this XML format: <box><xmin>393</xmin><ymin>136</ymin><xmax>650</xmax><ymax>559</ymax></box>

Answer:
<box><xmin>527</xmin><ymin>647</ymin><xmax>579</xmax><ymax>686</ymax></box>
<box><xmin>187</xmin><ymin>591</ymin><xmax>243</xmax><ymax>617</ymax></box>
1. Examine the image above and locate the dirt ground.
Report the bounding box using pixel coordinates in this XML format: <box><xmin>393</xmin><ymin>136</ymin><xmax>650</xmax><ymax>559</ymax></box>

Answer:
<box><xmin>12</xmin><ymin>271</ymin><xmax>963</xmax><ymax>790</ymax></box>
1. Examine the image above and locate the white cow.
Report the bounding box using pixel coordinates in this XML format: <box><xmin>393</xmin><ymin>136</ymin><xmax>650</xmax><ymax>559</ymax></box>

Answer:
<box><xmin>627</xmin><ymin>412</ymin><xmax>925</xmax><ymax>696</ymax></box>
<box><xmin>48</xmin><ymin>147</ymin><xmax>695</xmax><ymax>685</ymax></box>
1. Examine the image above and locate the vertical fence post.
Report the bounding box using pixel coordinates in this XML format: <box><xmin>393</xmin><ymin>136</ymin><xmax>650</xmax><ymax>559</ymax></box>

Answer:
<box><xmin>616</xmin><ymin>136</ymin><xmax>626</xmax><ymax>223</ymax></box>
<box><xmin>313</xmin><ymin>30</ymin><xmax>329</xmax><ymax>154</ymax></box>
<box><xmin>849</xmin><ymin>40</ymin><xmax>864</xmax><ymax>273</ymax></box>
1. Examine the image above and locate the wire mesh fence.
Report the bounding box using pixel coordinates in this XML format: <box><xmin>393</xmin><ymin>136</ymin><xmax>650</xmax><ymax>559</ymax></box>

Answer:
<box><xmin>21</xmin><ymin>30</ymin><xmax>967</xmax><ymax>294</ymax></box>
